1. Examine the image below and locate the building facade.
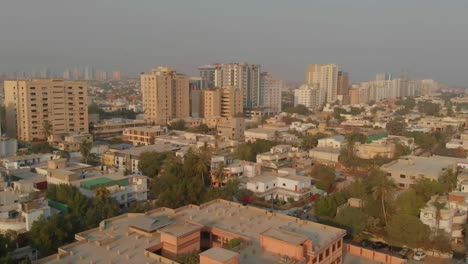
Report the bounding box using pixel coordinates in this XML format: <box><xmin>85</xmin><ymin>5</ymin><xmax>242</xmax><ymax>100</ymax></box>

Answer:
<box><xmin>260</xmin><ymin>72</ymin><xmax>283</xmax><ymax>112</ymax></box>
<box><xmin>4</xmin><ymin>79</ymin><xmax>89</xmax><ymax>141</ymax></box>
<box><xmin>305</xmin><ymin>64</ymin><xmax>338</xmax><ymax>103</ymax></box>
<box><xmin>141</xmin><ymin>67</ymin><xmax>190</xmax><ymax>125</ymax></box>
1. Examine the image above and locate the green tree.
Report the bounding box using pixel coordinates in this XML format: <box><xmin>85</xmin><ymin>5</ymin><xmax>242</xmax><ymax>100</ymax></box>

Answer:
<box><xmin>385</xmin><ymin>214</ymin><xmax>430</xmax><ymax>248</ymax></box>
<box><xmin>413</xmin><ymin>178</ymin><xmax>446</xmax><ymax>201</ymax></box>
<box><xmin>301</xmin><ymin>133</ymin><xmax>328</xmax><ymax>150</ymax></box>
<box><xmin>315</xmin><ymin>192</ymin><xmax>348</xmax><ymax>219</ymax></box>
<box><xmin>29</xmin><ymin>214</ymin><xmax>75</xmax><ymax>256</ymax></box>
<box><xmin>283</xmin><ymin>104</ymin><xmax>311</xmax><ymax>115</ymax></box>
<box><xmin>370</xmin><ymin>170</ymin><xmax>396</xmax><ymax>225</ymax></box>
<box><xmin>432</xmin><ymin>196</ymin><xmax>446</xmax><ymax>236</ymax></box>
<box><xmin>138</xmin><ymin>151</ymin><xmax>171</xmax><ymax>178</ymax></box>
<box><xmin>169</xmin><ymin>119</ymin><xmax>187</xmax><ymax>131</ymax></box>
<box><xmin>396</xmin><ymin>190</ymin><xmax>426</xmax><ymax>216</ymax></box>
<box><xmin>334</xmin><ymin>206</ymin><xmax>367</xmax><ymax>237</ymax></box>
<box><xmin>310</xmin><ymin>164</ymin><xmax>336</xmax><ymax>191</ymax></box>
<box><xmin>386</xmin><ymin>118</ymin><xmax>407</xmax><ymax>136</ymax></box>
<box><xmin>176</xmin><ymin>251</ymin><xmax>200</xmax><ymax>264</ymax></box>
<box><xmin>345</xmin><ymin>132</ymin><xmax>367</xmax><ymax>144</ymax></box>
<box><xmin>79</xmin><ymin>140</ymin><xmax>93</xmax><ymax>164</ymax></box>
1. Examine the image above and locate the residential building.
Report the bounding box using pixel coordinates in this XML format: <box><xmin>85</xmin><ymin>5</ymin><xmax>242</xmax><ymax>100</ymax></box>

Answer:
<box><xmin>244</xmin><ymin>128</ymin><xmax>277</xmax><ymax>142</ymax></box>
<box><xmin>4</xmin><ymin>79</ymin><xmax>89</xmax><ymax>141</ymax></box>
<box><xmin>260</xmin><ymin>72</ymin><xmax>282</xmax><ymax>112</ymax></box>
<box><xmin>216</xmin><ymin>117</ymin><xmax>245</xmax><ymax>141</ymax></box>
<box><xmin>54</xmin><ymin>133</ymin><xmax>93</xmax><ymax>152</ymax></box>
<box><xmin>0</xmin><ymin>195</ymin><xmax>51</xmax><ymax>233</ymax></box>
<box><xmin>201</xmin><ymin>89</ymin><xmax>222</xmax><ymax>118</ymax></box>
<box><xmin>90</xmin><ymin>118</ymin><xmax>150</xmax><ymax>139</ymax></box>
<box><xmin>198</xmin><ymin>64</ymin><xmax>222</xmax><ymax>89</ymax></box>
<box><xmin>221</xmin><ymin>86</ymin><xmax>243</xmax><ymax>117</ymax></box>
<box><xmin>336</xmin><ymin>71</ymin><xmax>349</xmax><ymax>102</ymax></box>
<box><xmin>220</xmin><ymin>63</ymin><xmax>261</xmax><ymax>109</ymax></box>
<box><xmin>141</xmin><ymin>67</ymin><xmax>190</xmax><ymax>124</ymax></box>
<box><xmin>38</xmin><ymin>199</ymin><xmax>345</xmax><ymax>264</ymax></box>
<box><xmin>246</xmin><ymin>168</ymin><xmax>313</xmax><ymax>201</ymax></box>
<box><xmin>294</xmin><ymin>84</ymin><xmax>325</xmax><ymax>110</ymax></box>
<box><xmin>113</xmin><ymin>143</ymin><xmax>181</xmax><ymax>173</ymax></box>
<box><xmin>354</xmin><ymin>141</ymin><xmax>396</xmax><ymax>159</ymax></box>
<box><xmin>381</xmin><ymin>155</ymin><xmax>468</xmax><ymax>189</ymax></box>
<box><xmin>210</xmin><ymin>155</ymin><xmax>261</xmax><ymax>187</ymax></box>
<box><xmin>309</xmin><ymin>135</ymin><xmax>346</xmax><ymax>164</ymax></box>
<box><xmin>256</xmin><ymin>145</ymin><xmax>312</xmax><ymax>171</ymax></box>
<box><xmin>305</xmin><ymin>64</ymin><xmax>338</xmax><ymax>103</ymax></box>
<box><xmin>416</xmin><ymin>117</ymin><xmax>465</xmax><ymax>132</ymax></box>
<box><xmin>420</xmin><ymin>195</ymin><xmax>467</xmax><ymax>241</ymax></box>
<box><xmin>122</xmin><ymin>126</ymin><xmax>167</xmax><ymax>146</ymax></box>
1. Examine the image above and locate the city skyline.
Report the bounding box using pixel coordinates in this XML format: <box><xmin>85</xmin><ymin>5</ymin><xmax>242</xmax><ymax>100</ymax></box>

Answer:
<box><xmin>1</xmin><ymin>1</ymin><xmax>467</xmax><ymax>86</ymax></box>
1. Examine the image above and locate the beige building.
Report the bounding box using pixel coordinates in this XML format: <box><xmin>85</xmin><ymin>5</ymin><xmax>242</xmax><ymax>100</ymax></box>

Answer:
<box><xmin>201</xmin><ymin>89</ymin><xmax>222</xmax><ymax>118</ymax></box>
<box><xmin>305</xmin><ymin>64</ymin><xmax>338</xmax><ymax>103</ymax></box>
<box><xmin>122</xmin><ymin>126</ymin><xmax>167</xmax><ymax>146</ymax></box>
<box><xmin>354</xmin><ymin>142</ymin><xmax>395</xmax><ymax>160</ymax></box>
<box><xmin>4</xmin><ymin>79</ymin><xmax>89</xmax><ymax>141</ymax></box>
<box><xmin>38</xmin><ymin>199</ymin><xmax>345</xmax><ymax>264</ymax></box>
<box><xmin>221</xmin><ymin>86</ymin><xmax>243</xmax><ymax>117</ymax></box>
<box><xmin>141</xmin><ymin>67</ymin><xmax>190</xmax><ymax>124</ymax></box>
<box><xmin>216</xmin><ymin>117</ymin><xmax>245</xmax><ymax>141</ymax></box>
<box><xmin>336</xmin><ymin>71</ymin><xmax>349</xmax><ymax>100</ymax></box>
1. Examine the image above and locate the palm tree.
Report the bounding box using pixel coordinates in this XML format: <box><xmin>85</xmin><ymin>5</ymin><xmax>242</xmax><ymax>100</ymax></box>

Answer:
<box><xmin>371</xmin><ymin>170</ymin><xmax>397</xmax><ymax>226</ymax></box>
<box><xmin>79</xmin><ymin>140</ymin><xmax>93</xmax><ymax>164</ymax></box>
<box><xmin>43</xmin><ymin>120</ymin><xmax>53</xmax><ymax>139</ymax></box>
<box><xmin>196</xmin><ymin>145</ymin><xmax>211</xmax><ymax>186</ymax></box>
<box><xmin>213</xmin><ymin>163</ymin><xmax>226</xmax><ymax>187</ymax></box>
<box><xmin>432</xmin><ymin>196</ymin><xmax>446</xmax><ymax>236</ymax></box>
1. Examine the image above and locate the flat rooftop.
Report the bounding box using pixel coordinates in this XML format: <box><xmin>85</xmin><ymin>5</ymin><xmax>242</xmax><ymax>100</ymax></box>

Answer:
<box><xmin>116</xmin><ymin>142</ymin><xmax>180</xmax><ymax>156</ymax></box>
<box><xmin>41</xmin><ymin>200</ymin><xmax>345</xmax><ymax>264</ymax></box>
<box><xmin>200</xmin><ymin>247</ymin><xmax>239</xmax><ymax>262</ymax></box>
<box><xmin>381</xmin><ymin>155</ymin><xmax>468</xmax><ymax>175</ymax></box>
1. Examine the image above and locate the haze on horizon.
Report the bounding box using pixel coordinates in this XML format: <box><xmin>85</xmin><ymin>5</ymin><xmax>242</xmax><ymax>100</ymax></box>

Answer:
<box><xmin>0</xmin><ymin>0</ymin><xmax>467</xmax><ymax>86</ymax></box>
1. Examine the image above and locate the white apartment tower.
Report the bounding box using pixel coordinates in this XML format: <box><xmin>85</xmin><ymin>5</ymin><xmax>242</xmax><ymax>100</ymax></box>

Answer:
<box><xmin>305</xmin><ymin>64</ymin><xmax>338</xmax><ymax>103</ymax></box>
<box><xmin>260</xmin><ymin>72</ymin><xmax>283</xmax><ymax>112</ymax></box>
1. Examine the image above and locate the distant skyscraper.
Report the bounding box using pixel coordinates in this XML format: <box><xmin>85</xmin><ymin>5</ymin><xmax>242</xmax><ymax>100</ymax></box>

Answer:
<box><xmin>72</xmin><ymin>67</ymin><xmax>81</xmax><ymax>80</ymax></box>
<box><xmin>260</xmin><ymin>72</ymin><xmax>282</xmax><ymax>112</ymax></box>
<box><xmin>294</xmin><ymin>84</ymin><xmax>325</xmax><ymax>110</ymax></box>
<box><xmin>305</xmin><ymin>64</ymin><xmax>338</xmax><ymax>103</ymax></box>
<box><xmin>337</xmin><ymin>71</ymin><xmax>349</xmax><ymax>102</ymax></box>
<box><xmin>141</xmin><ymin>67</ymin><xmax>190</xmax><ymax>124</ymax></box>
<box><xmin>63</xmin><ymin>68</ymin><xmax>71</xmax><ymax>80</ymax></box>
<box><xmin>95</xmin><ymin>70</ymin><xmax>108</xmax><ymax>81</ymax></box>
<box><xmin>112</xmin><ymin>71</ymin><xmax>121</xmax><ymax>81</ymax></box>
<box><xmin>84</xmin><ymin>66</ymin><xmax>94</xmax><ymax>80</ymax></box>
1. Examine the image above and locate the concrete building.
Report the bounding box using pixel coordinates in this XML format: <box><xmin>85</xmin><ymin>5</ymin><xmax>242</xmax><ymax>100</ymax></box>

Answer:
<box><xmin>381</xmin><ymin>155</ymin><xmax>468</xmax><ymax>189</ymax></box>
<box><xmin>256</xmin><ymin>145</ymin><xmax>311</xmax><ymax>171</ymax></box>
<box><xmin>309</xmin><ymin>135</ymin><xmax>346</xmax><ymax>164</ymax></box>
<box><xmin>354</xmin><ymin>141</ymin><xmax>396</xmax><ymax>160</ymax></box>
<box><xmin>260</xmin><ymin>72</ymin><xmax>282</xmax><ymax>112</ymax></box>
<box><xmin>4</xmin><ymin>79</ymin><xmax>89</xmax><ymax>141</ymax></box>
<box><xmin>294</xmin><ymin>84</ymin><xmax>325</xmax><ymax>110</ymax></box>
<box><xmin>201</xmin><ymin>89</ymin><xmax>222</xmax><ymax>118</ymax></box>
<box><xmin>244</xmin><ymin>128</ymin><xmax>277</xmax><ymax>142</ymax></box>
<box><xmin>0</xmin><ymin>137</ymin><xmax>18</xmax><ymax>157</ymax></box>
<box><xmin>246</xmin><ymin>169</ymin><xmax>313</xmax><ymax>201</ymax></box>
<box><xmin>122</xmin><ymin>126</ymin><xmax>167</xmax><ymax>146</ymax></box>
<box><xmin>216</xmin><ymin>117</ymin><xmax>245</xmax><ymax>141</ymax></box>
<box><xmin>90</xmin><ymin>118</ymin><xmax>151</xmax><ymax>139</ymax></box>
<box><xmin>220</xmin><ymin>63</ymin><xmax>261</xmax><ymax>109</ymax></box>
<box><xmin>305</xmin><ymin>64</ymin><xmax>338</xmax><ymax>103</ymax></box>
<box><xmin>221</xmin><ymin>86</ymin><xmax>243</xmax><ymax>117</ymax></box>
<box><xmin>141</xmin><ymin>67</ymin><xmax>190</xmax><ymax>124</ymax></box>
<box><xmin>38</xmin><ymin>199</ymin><xmax>346</xmax><ymax>264</ymax></box>
<box><xmin>337</xmin><ymin>71</ymin><xmax>349</xmax><ymax>102</ymax></box>
<box><xmin>53</xmin><ymin>133</ymin><xmax>93</xmax><ymax>152</ymax></box>
<box><xmin>198</xmin><ymin>64</ymin><xmax>222</xmax><ymax>89</ymax></box>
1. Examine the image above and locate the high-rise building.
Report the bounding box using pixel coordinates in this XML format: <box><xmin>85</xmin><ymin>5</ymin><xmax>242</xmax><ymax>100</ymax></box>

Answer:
<box><xmin>305</xmin><ymin>64</ymin><xmax>338</xmax><ymax>103</ymax></box>
<box><xmin>4</xmin><ymin>79</ymin><xmax>89</xmax><ymax>141</ymax></box>
<box><xmin>337</xmin><ymin>71</ymin><xmax>349</xmax><ymax>100</ymax></box>
<box><xmin>72</xmin><ymin>67</ymin><xmax>81</xmax><ymax>80</ymax></box>
<box><xmin>294</xmin><ymin>84</ymin><xmax>325</xmax><ymax>110</ymax></box>
<box><xmin>201</xmin><ymin>89</ymin><xmax>222</xmax><ymax>118</ymax></box>
<box><xmin>141</xmin><ymin>67</ymin><xmax>190</xmax><ymax>124</ymax></box>
<box><xmin>63</xmin><ymin>68</ymin><xmax>71</xmax><ymax>80</ymax></box>
<box><xmin>221</xmin><ymin>86</ymin><xmax>243</xmax><ymax>117</ymax></box>
<box><xmin>112</xmin><ymin>71</ymin><xmax>122</xmax><ymax>81</ymax></box>
<box><xmin>260</xmin><ymin>72</ymin><xmax>283</xmax><ymax>112</ymax></box>
<box><xmin>198</xmin><ymin>64</ymin><xmax>222</xmax><ymax>89</ymax></box>
<box><xmin>84</xmin><ymin>66</ymin><xmax>94</xmax><ymax>81</ymax></box>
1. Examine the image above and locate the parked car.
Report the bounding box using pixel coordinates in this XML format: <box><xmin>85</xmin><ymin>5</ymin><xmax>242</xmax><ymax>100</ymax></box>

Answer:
<box><xmin>360</xmin><ymin>239</ymin><xmax>373</xmax><ymax>248</ymax></box>
<box><xmin>372</xmin><ymin>242</ymin><xmax>388</xmax><ymax>250</ymax></box>
<box><xmin>413</xmin><ymin>250</ymin><xmax>426</xmax><ymax>261</ymax></box>
<box><xmin>398</xmin><ymin>247</ymin><xmax>410</xmax><ymax>259</ymax></box>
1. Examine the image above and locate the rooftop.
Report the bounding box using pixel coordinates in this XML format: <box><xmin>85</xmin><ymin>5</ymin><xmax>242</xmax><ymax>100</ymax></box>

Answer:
<box><xmin>41</xmin><ymin>200</ymin><xmax>345</xmax><ymax>264</ymax></box>
<box><xmin>381</xmin><ymin>155</ymin><xmax>467</xmax><ymax>175</ymax></box>
<box><xmin>199</xmin><ymin>247</ymin><xmax>239</xmax><ymax>262</ymax></box>
<box><xmin>116</xmin><ymin>142</ymin><xmax>180</xmax><ymax>157</ymax></box>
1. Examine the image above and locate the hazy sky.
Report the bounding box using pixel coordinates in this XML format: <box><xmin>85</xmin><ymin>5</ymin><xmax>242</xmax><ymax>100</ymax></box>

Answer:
<box><xmin>1</xmin><ymin>0</ymin><xmax>467</xmax><ymax>85</ymax></box>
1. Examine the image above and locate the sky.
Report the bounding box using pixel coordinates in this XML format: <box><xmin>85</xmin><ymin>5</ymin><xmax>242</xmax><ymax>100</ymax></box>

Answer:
<box><xmin>0</xmin><ymin>0</ymin><xmax>467</xmax><ymax>86</ymax></box>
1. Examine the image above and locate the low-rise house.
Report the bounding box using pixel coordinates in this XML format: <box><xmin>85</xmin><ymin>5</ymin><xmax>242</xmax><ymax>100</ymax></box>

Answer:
<box><xmin>420</xmin><ymin>195</ymin><xmax>467</xmax><ymax>241</ymax></box>
<box><xmin>245</xmin><ymin>168</ymin><xmax>312</xmax><ymax>201</ymax></box>
<box><xmin>90</xmin><ymin>118</ymin><xmax>151</xmax><ymax>139</ymax></box>
<box><xmin>1</xmin><ymin>153</ymin><xmax>56</xmax><ymax>171</ymax></box>
<box><xmin>309</xmin><ymin>135</ymin><xmax>346</xmax><ymax>164</ymax></box>
<box><xmin>256</xmin><ymin>145</ymin><xmax>312</xmax><ymax>171</ymax></box>
<box><xmin>381</xmin><ymin>155</ymin><xmax>468</xmax><ymax>189</ymax></box>
<box><xmin>244</xmin><ymin>128</ymin><xmax>277</xmax><ymax>142</ymax></box>
<box><xmin>210</xmin><ymin>155</ymin><xmax>261</xmax><ymax>187</ymax></box>
<box><xmin>122</xmin><ymin>126</ymin><xmax>167</xmax><ymax>146</ymax></box>
<box><xmin>216</xmin><ymin>117</ymin><xmax>245</xmax><ymax>141</ymax></box>
<box><xmin>56</xmin><ymin>133</ymin><xmax>93</xmax><ymax>152</ymax></box>
<box><xmin>354</xmin><ymin>141</ymin><xmax>395</xmax><ymax>159</ymax></box>
<box><xmin>290</xmin><ymin>122</ymin><xmax>317</xmax><ymax>134</ymax></box>
<box><xmin>417</xmin><ymin>117</ymin><xmax>465</xmax><ymax>132</ymax></box>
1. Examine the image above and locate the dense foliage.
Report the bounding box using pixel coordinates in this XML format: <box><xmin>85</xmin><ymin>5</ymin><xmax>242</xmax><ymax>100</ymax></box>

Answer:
<box><xmin>233</xmin><ymin>140</ymin><xmax>277</xmax><ymax>162</ymax></box>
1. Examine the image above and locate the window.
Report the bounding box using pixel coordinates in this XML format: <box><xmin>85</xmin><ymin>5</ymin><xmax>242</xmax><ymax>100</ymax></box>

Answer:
<box><xmin>399</xmin><ymin>174</ymin><xmax>406</xmax><ymax>178</ymax></box>
<box><xmin>319</xmin><ymin>253</ymin><xmax>323</xmax><ymax>262</ymax></box>
<box><xmin>326</xmin><ymin>248</ymin><xmax>330</xmax><ymax>257</ymax></box>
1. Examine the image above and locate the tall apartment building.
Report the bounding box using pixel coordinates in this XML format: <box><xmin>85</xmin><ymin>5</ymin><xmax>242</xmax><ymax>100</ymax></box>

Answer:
<box><xmin>294</xmin><ymin>84</ymin><xmax>325</xmax><ymax>110</ymax></box>
<box><xmin>260</xmin><ymin>72</ymin><xmax>283</xmax><ymax>112</ymax></box>
<box><xmin>141</xmin><ymin>67</ymin><xmax>190</xmax><ymax>125</ymax></box>
<box><xmin>305</xmin><ymin>64</ymin><xmax>338</xmax><ymax>103</ymax></box>
<box><xmin>337</xmin><ymin>71</ymin><xmax>349</xmax><ymax>101</ymax></box>
<box><xmin>198</xmin><ymin>64</ymin><xmax>222</xmax><ymax>89</ymax></box>
<box><xmin>221</xmin><ymin>86</ymin><xmax>243</xmax><ymax>117</ymax></box>
<box><xmin>201</xmin><ymin>89</ymin><xmax>222</xmax><ymax>118</ymax></box>
<box><xmin>4</xmin><ymin>79</ymin><xmax>89</xmax><ymax>141</ymax></box>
